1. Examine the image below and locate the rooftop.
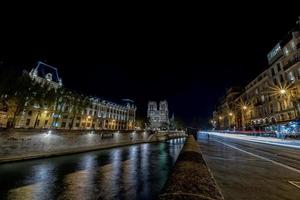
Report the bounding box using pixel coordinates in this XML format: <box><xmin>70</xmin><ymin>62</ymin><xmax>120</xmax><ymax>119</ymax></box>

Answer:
<box><xmin>32</xmin><ymin>61</ymin><xmax>62</xmax><ymax>84</ymax></box>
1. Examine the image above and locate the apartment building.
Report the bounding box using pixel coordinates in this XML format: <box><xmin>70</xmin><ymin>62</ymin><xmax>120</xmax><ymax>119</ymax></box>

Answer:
<box><xmin>213</xmin><ymin>19</ymin><xmax>300</xmax><ymax>134</ymax></box>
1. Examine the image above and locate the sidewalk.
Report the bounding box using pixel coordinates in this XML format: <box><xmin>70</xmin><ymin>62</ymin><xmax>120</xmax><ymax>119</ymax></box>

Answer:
<box><xmin>202</xmin><ymin>131</ymin><xmax>300</xmax><ymax>149</ymax></box>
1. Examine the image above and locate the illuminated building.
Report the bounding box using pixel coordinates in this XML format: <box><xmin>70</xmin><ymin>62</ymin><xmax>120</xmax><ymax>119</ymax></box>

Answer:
<box><xmin>6</xmin><ymin>62</ymin><xmax>136</xmax><ymax>130</ymax></box>
<box><xmin>147</xmin><ymin>100</ymin><xmax>169</xmax><ymax>130</ymax></box>
<box><xmin>213</xmin><ymin>18</ymin><xmax>300</xmax><ymax>134</ymax></box>
<box><xmin>29</xmin><ymin>61</ymin><xmax>63</xmax><ymax>89</ymax></box>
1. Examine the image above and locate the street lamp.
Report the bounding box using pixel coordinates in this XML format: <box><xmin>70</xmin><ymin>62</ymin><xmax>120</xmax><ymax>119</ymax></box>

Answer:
<box><xmin>243</xmin><ymin>106</ymin><xmax>247</xmax><ymax>110</ymax></box>
<box><xmin>229</xmin><ymin>112</ymin><xmax>233</xmax><ymax>116</ymax></box>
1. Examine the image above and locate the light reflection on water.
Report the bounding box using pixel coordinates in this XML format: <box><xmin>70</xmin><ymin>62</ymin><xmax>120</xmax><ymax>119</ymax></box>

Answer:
<box><xmin>0</xmin><ymin>138</ymin><xmax>185</xmax><ymax>200</ymax></box>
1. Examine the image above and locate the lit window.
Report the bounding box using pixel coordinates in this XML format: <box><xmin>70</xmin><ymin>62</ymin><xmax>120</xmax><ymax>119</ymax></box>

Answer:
<box><xmin>291</xmin><ymin>41</ymin><xmax>296</xmax><ymax>49</ymax></box>
<box><xmin>288</xmin><ymin>71</ymin><xmax>295</xmax><ymax>82</ymax></box>
<box><xmin>284</xmin><ymin>47</ymin><xmax>289</xmax><ymax>56</ymax></box>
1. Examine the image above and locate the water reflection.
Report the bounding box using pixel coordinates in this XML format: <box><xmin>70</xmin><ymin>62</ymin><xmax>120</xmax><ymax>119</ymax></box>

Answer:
<box><xmin>7</xmin><ymin>163</ymin><xmax>55</xmax><ymax>200</ymax></box>
<box><xmin>0</xmin><ymin>138</ymin><xmax>185</xmax><ymax>200</ymax></box>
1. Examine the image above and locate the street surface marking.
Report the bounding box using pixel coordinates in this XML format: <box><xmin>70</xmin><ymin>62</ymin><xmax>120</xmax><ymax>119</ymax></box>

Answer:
<box><xmin>213</xmin><ymin>139</ymin><xmax>300</xmax><ymax>175</ymax></box>
<box><xmin>205</xmin><ymin>155</ymin><xmax>256</xmax><ymax>161</ymax></box>
<box><xmin>289</xmin><ymin>181</ymin><xmax>300</xmax><ymax>189</ymax></box>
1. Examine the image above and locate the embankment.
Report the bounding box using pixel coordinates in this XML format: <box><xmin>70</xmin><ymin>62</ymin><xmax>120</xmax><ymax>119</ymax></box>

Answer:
<box><xmin>0</xmin><ymin>130</ymin><xmax>186</xmax><ymax>163</ymax></box>
<box><xmin>159</xmin><ymin>135</ymin><xmax>223</xmax><ymax>200</ymax></box>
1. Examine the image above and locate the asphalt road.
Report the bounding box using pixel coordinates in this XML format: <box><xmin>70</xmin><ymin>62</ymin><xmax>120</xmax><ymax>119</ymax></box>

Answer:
<box><xmin>198</xmin><ymin>133</ymin><xmax>300</xmax><ymax>200</ymax></box>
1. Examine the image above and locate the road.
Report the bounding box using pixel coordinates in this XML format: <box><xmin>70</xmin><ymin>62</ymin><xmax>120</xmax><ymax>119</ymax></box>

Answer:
<box><xmin>198</xmin><ymin>133</ymin><xmax>300</xmax><ymax>200</ymax></box>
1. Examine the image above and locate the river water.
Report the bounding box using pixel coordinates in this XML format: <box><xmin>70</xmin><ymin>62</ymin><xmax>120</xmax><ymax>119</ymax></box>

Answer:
<box><xmin>0</xmin><ymin>138</ymin><xmax>185</xmax><ymax>200</ymax></box>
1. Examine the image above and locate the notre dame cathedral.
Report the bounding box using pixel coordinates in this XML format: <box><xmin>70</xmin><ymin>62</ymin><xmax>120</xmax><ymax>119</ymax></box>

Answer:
<box><xmin>147</xmin><ymin>100</ymin><xmax>169</xmax><ymax>130</ymax></box>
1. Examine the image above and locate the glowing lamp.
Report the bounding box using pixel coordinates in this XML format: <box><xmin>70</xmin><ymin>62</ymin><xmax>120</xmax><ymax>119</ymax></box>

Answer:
<box><xmin>280</xmin><ymin>89</ymin><xmax>286</xmax><ymax>95</ymax></box>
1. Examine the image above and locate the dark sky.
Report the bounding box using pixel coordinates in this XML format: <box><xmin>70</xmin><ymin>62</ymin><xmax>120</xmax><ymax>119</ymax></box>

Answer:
<box><xmin>0</xmin><ymin>4</ymin><xmax>299</xmax><ymax>127</ymax></box>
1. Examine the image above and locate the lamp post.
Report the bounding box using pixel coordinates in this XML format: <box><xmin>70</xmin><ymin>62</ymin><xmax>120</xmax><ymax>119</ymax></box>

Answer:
<box><xmin>241</xmin><ymin>105</ymin><xmax>248</xmax><ymax>130</ymax></box>
<box><xmin>218</xmin><ymin>116</ymin><xmax>223</xmax><ymax>129</ymax></box>
<box><xmin>228</xmin><ymin>112</ymin><xmax>233</xmax><ymax>129</ymax></box>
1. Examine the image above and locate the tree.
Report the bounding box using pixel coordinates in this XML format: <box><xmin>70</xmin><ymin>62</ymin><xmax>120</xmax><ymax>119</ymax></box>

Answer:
<box><xmin>3</xmin><ymin>71</ymin><xmax>35</xmax><ymax>128</ymax></box>
<box><xmin>32</xmin><ymin>83</ymin><xmax>57</xmax><ymax>128</ymax></box>
<box><xmin>175</xmin><ymin>118</ymin><xmax>186</xmax><ymax>130</ymax></box>
<box><xmin>68</xmin><ymin>93</ymin><xmax>90</xmax><ymax>130</ymax></box>
<box><xmin>51</xmin><ymin>87</ymin><xmax>69</xmax><ymax>128</ymax></box>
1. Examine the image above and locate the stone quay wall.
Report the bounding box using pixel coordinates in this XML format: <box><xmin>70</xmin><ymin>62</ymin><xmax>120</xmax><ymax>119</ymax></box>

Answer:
<box><xmin>159</xmin><ymin>135</ymin><xmax>223</xmax><ymax>200</ymax></box>
<box><xmin>0</xmin><ymin>130</ymin><xmax>186</xmax><ymax>163</ymax></box>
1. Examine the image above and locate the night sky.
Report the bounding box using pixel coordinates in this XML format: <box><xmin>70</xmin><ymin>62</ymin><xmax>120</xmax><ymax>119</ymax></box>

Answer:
<box><xmin>0</xmin><ymin>5</ymin><xmax>299</xmax><ymax>127</ymax></box>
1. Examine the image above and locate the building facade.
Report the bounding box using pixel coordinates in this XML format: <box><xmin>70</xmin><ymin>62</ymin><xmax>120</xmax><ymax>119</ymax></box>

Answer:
<box><xmin>212</xmin><ymin>19</ymin><xmax>300</xmax><ymax>134</ymax></box>
<box><xmin>1</xmin><ymin>62</ymin><xmax>136</xmax><ymax>130</ymax></box>
<box><xmin>147</xmin><ymin>100</ymin><xmax>169</xmax><ymax>129</ymax></box>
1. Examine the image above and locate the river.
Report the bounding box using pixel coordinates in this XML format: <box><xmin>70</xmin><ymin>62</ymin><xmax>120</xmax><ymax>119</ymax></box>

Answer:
<box><xmin>0</xmin><ymin>138</ymin><xmax>185</xmax><ymax>200</ymax></box>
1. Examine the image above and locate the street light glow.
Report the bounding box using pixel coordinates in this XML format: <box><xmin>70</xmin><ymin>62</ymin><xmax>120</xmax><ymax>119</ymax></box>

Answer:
<box><xmin>243</xmin><ymin>106</ymin><xmax>247</xmax><ymax>110</ymax></box>
<box><xmin>229</xmin><ymin>112</ymin><xmax>233</xmax><ymax>116</ymax></box>
<box><xmin>280</xmin><ymin>89</ymin><xmax>286</xmax><ymax>95</ymax></box>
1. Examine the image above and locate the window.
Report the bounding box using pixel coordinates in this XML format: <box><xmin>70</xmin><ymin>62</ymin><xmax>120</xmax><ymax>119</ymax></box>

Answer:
<box><xmin>284</xmin><ymin>47</ymin><xmax>289</xmax><ymax>56</ymax></box>
<box><xmin>280</xmin><ymin>74</ymin><xmax>284</xmax><ymax>83</ymax></box>
<box><xmin>28</xmin><ymin>111</ymin><xmax>32</xmax><ymax>116</ymax></box>
<box><xmin>288</xmin><ymin>71</ymin><xmax>295</xmax><ymax>82</ymax></box>
<box><xmin>26</xmin><ymin>119</ymin><xmax>31</xmax><ymax>126</ymax></box>
<box><xmin>291</xmin><ymin>41</ymin><xmax>296</xmax><ymax>49</ymax></box>
<box><xmin>271</xmin><ymin>68</ymin><xmax>275</xmax><ymax>76</ymax></box>
<box><xmin>76</xmin><ymin>117</ymin><xmax>81</xmax><ymax>120</ymax></box>
<box><xmin>261</xmin><ymin>95</ymin><xmax>265</xmax><ymax>102</ymax></box>
<box><xmin>281</xmin><ymin>101</ymin><xmax>285</xmax><ymax>110</ymax></box>
<box><xmin>277</xmin><ymin>63</ymin><xmax>281</xmax><ymax>72</ymax></box>
<box><xmin>273</xmin><ymin>78</ymin><xmax>278</xmax><ymax>85</ymax></box>
<box><xmin>87</xmin><ymin>123</ymin><xmax>91</xmax><ymax>127</ymax></box>
<box><xmin>44</xmin><ymin>120</ymin><xmax>48</xmax><ymax>126</ymax></box>
<box><xmin>36</xmin><ymin>120</ymin><xmax>40</xmax><ymax>126</ymax></box>
<box><xmin>61</xmin><ymin>122</ymin><xmax>66</xmax><ymax>128</ymax></box>
<box><xmin>82</xmin><ymin>123</ymin><xmax>86</xmax><ymax>127</ymax></box>
<box><xmin>89</xmin><ymin>110</ymin><xmax>92</xmax><ymax>115</ymax></box>
<box><xmin>75</xmin><ymin>123</ymin><xmax>80</xmax><ymax>127</ymax></box>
